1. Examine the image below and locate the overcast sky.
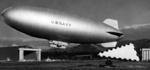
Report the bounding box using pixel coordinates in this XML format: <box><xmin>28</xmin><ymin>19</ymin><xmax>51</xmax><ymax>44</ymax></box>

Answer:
<box><xmin>0</xmin><ymin>0</ymin><xmax>150</xmax><ymax>39</ymax></box>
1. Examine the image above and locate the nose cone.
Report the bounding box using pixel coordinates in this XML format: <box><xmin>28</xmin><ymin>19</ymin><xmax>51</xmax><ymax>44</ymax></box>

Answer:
<box><xmin>1</xmin><ymin>7</ymin><xmax>14</xmax><ymax>25</ymax></box>
<box><xmin>1</xmin><ymin>8</ymin><xmax>8</xmax><ymax>18</ymax></box>
<box><xmin>1</xmin><ymin>7</ymin><xmax>10</xmax><ymax>17</ymax></box>
<box><xmin>1</xmin><ymin>6</ymin><xmax>30</xmax><ymax>26</ymax></box>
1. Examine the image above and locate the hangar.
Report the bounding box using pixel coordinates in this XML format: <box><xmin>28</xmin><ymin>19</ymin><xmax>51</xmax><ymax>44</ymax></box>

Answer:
<box><xmin>0</xmin><ymin>46</ymin><xmax>41</xmax><ymax>62</ymax></box>
<box><xmin>142</xmin><ymin>48</ymin><xmax>150</xmax><ymax>61</ymax></box>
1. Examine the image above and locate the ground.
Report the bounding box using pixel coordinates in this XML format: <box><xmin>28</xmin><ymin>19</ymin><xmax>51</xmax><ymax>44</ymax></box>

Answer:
<box><xmin>0</xmin><ymin>60</ymin><xmax>149</xmax><ymax>70</ymax></box>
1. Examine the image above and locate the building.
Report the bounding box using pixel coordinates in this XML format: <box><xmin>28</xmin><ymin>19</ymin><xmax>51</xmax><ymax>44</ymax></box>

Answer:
<box><xmin>0</xmin><ymin>46</ymin><xmax>41</xmax><ymax>62</ymax></box>
<box><xmin>19</xmin><ymin>48</ymin><xmax>41</xmax><ymax>62</ymax></box>
<box><xmin>142</xmin><ymin>48</ymin><xmax>150</xmax><ymax>61</ymax></box>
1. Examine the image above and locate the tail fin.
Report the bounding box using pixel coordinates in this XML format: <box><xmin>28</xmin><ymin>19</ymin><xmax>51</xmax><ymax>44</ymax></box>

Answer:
<box><xmin>101</xmin><ymin>41</ymin><xmax>117</xmax><ymax>48</ymax></box>
<box><xmin>101</xmin><ymin>18</ymin><xmax>119</xmax><ymax>48</ymax></box>
<box><xmin>103</xmin><ymin>18</ymin><xmax>119</xmax><ymax>29</ymax></box>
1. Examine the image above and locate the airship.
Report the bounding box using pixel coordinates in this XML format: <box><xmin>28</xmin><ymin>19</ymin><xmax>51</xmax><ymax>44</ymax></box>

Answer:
<box><xmin>1</xmin><ymin>6</ymin><xmax>124</xmax><ymax>48</ymax></box>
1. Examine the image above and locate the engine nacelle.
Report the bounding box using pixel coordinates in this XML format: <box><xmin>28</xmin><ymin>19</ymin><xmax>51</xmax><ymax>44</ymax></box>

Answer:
<box><xmin>48</xmin><ymin>40</ymin><xmax>68</xmax><ymax>49</ymax></box>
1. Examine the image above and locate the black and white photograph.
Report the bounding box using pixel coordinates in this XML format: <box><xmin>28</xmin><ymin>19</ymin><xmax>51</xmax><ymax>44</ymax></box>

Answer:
<box><xmin>0</xmin><ymin>0</ymin><xmax>150</xmax><ymax>70</ymax></box>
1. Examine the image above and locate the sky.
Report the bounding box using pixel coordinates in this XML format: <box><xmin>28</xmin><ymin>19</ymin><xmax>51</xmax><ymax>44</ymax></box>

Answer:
<box><xmin>0</xmin><ymin>0</ymin><xmax>150</xmax><ymax>39</ymax></box>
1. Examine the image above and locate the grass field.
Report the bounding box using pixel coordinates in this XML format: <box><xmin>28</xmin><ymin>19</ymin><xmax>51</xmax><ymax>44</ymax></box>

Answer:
<box><xmin>0</xmin><ymin>60</ymin><xmax>150</xmax><ymax>70</ymax></box>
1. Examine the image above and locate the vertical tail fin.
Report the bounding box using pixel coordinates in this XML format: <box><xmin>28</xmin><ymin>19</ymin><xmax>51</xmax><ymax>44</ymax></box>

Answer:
<box><xmin>101</xmin><ymin>18</ymin><xmax>119</xmax><ymax>48</ymax></box>
<box><xmin>103</xmin><ymin>18</ymin><xmax>119</xmax><ymax>29</ymax></box>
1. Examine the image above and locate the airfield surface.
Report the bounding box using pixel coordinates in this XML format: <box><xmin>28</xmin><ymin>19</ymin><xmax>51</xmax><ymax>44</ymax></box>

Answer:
<box><xmin>0</xmin><ymin>60</ymin><xmax>149</xmax><ymax>70</ymax></box>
